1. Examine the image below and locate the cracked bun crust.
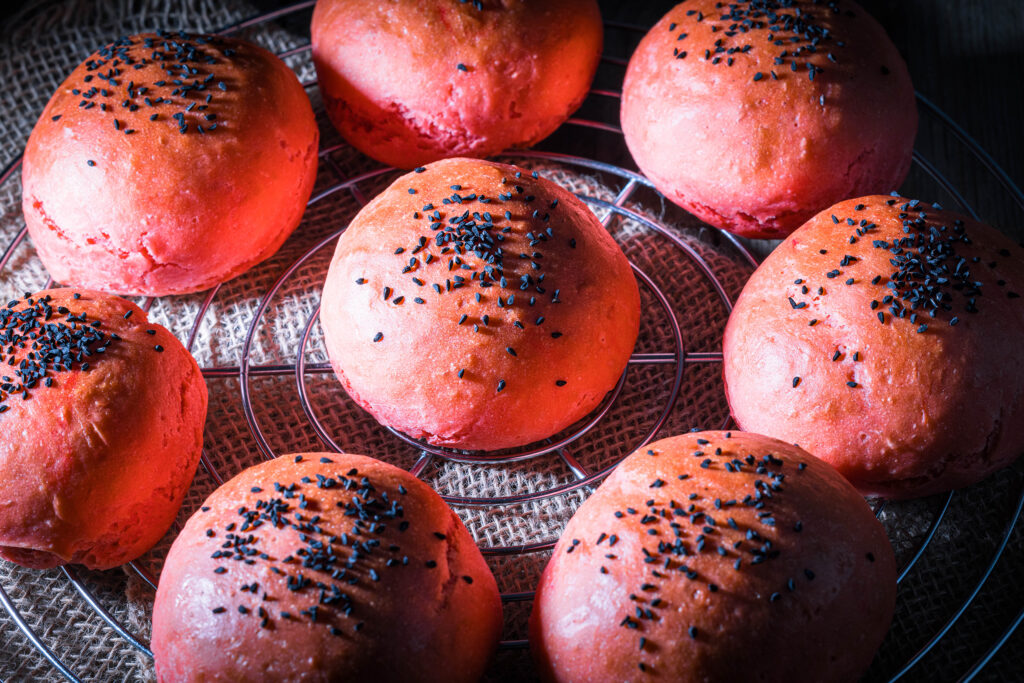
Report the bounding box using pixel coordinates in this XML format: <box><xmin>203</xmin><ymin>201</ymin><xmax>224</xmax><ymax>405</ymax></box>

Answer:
<box><xmin>621</xmin><ymin>0</ymin><xmax>916</xmax><ymax>239</ymax></box>
<box><xmin>723</xmin><ymin>196</ymin><xmax>1024</xmax><ymax>498</ymax></box>
<box><xmin>530</xmin><ymin>431</ymin><xmax>896</xmax><ymax>683</ymax></box>
<box><xmin>22</xmin><ymin>32</ymin><xmax>318</xmax><ymax>296</ymax></box>
<box><xmin>320</xmin><ymin>158</ymin><xmax>641</xmax><ymax>452</ymax></box>
<box><xmin>152</xmin><ymin>452</ymin><xmax>502</xmax><ymax>683</ymax></box>
<box><xmin>311</xmin><ymin>0</ymin><xmax>602</xmax><ymax>169</ymax></box>
<box><xmin>0</xmin><ymin>289</ymin><xmax>207</xmax><ymax>570</ymax></box>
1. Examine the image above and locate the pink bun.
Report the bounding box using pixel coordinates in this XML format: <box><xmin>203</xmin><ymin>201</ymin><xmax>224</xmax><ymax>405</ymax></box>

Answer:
<box><xmin>724</xmin><ymin>196</ymin><xmax>1024</xmax><ymax>498</ymax></box>
<box><xmin>311</xmin><ymin>0</ymin><xmax>602</xmax><ymax>168</ymax></box>
<box><xmin>621</xmin><ymin>0</ymin><xmax>917</xmax><ymax>239</ymax></box>
<box><xmin>530</xmin><ymin>431</ymin><xmax>896</xmax><ymax>683</ymax></box>
<box><xmin>0</xmin><ymin>289</ymin><xmax>207</xmax><ymax>570</ymax></box>
<box><xmin>22</xmin><ymin>32</ymin><xmax>318</xmax><ymax>296</ymax></box>
<box><xmin>320</xmin><ymin>157</ymin><xmax>640</xmax><ymax>451</ymax></box>
<box><xmin>152</xmin><ymin>452</ymin><xmax>502</xmax><ymax>683</ymax></box>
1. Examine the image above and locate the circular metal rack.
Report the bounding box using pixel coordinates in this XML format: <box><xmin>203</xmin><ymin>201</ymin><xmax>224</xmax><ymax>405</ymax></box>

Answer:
<box><xmin>1</xmin><ymin>3</ymin><xmax>1022</xmax><ymax>681</ymax></box>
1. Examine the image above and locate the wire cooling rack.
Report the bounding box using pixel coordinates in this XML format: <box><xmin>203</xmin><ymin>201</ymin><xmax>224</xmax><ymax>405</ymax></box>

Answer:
<box><xmin>1</xmin><ymin>2</ymin><xmax>1023</xmax><ymax>681</ymax></box>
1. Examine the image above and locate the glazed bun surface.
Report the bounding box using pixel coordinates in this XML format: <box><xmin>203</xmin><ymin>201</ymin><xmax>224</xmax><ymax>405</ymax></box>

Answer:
<box><xmin>621</xmin><ymin>0</ymin><xmax>917</xmax><ymax>238</ymax></box>
<box><xmin>321</xmin><ymin>157</ymin><xmax>640</xmax><ymax>452</ymax></box>
<box><xmin>530</xmin><ymin>431</ymin><xmax>896</xmax><ymax>683</ymax></box>
<box><xmin>152</xmin><ymin>452</ymin><xmax>502</xmax><ymax>683</ymax></box>
<box><xmin>0</xmin><ymin>289</ymin><xmax>207</xmax><ymax>570</ymax></box>
<box><xmin>724</xmin><ymin>196</ymin><xmax>1024</xmax><ymax>498</ymax></box>
<box><xmin>22</xmin><ymin>32</ymin><xmax>318</xmax><ymax>296</ymax></box>
<box><xmin>311</xmin><ymin>0</ymin><xmax>603</xmax><ymax>168</ymax></box>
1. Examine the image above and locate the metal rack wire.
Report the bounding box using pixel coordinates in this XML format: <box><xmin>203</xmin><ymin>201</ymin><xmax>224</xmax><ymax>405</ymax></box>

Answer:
<box><xmin>0</xmin><ymin>2</ymin><xmax>1022</xmax><ymax>680</ymax></box>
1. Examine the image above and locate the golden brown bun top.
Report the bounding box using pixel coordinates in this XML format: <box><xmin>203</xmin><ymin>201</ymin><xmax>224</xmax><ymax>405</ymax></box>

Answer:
<box><xmin>724</xmin><ymin>196</ymin><xmax>1024</xmax><ymax>497</ymax></box>
<box><xmin>531</xmin><ymin>431</ymin><xmax>896</xmax><ymax>683</ymax></box>
<box><xmin>0</xmin><ymin>288</ymin><xmax>206</xmax><ymax>568</ymax></box>
<box><xmin>321</xmin><ymin>157</ymin><xmax>640</xmax><ymax>451</ymax></box>
<box><xmin>152</xmin><ymin>453</ymin><xmax>502</xmax><ymax>683</ymax></box>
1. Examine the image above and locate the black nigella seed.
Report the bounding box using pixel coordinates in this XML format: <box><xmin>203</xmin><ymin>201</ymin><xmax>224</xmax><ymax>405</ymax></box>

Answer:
<box><xmin>497</xmin><ymin>379</ymin><xmax>506</xmax><ymax>392</ymax></box>
<box><xmin>555</xmin><ymin>380</ymin><xmax>566</xmax><ymax>386</ymax></box>
<box><xmin>154</xmin><ymin>345</ymin><xmax>163</xmax><ymax>352</ymax></box>
<box><xmin>87</xmin><ymin>160</ymin><xmax>96</xmax><ymax>167</ymax></box>
<box><xmin>457</xmin><ymin>63</ymin><xmax>468</xmax><ymax>71</ymax></box>
<box><xmin>792</xmin><ymin>376</ymin><xmax>800</xmax><ymax>388</ymax></box>
<box><xmin>373</xmin><ymin>332</ymin><xmax>383</xmax><ymax>343</ymax></box>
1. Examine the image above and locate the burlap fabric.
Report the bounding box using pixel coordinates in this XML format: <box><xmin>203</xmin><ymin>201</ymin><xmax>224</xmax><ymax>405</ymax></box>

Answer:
<box><xmin>0</xmin><ymin>1</ymin><xmax>1021</xmax><ymax>681</ymax></box>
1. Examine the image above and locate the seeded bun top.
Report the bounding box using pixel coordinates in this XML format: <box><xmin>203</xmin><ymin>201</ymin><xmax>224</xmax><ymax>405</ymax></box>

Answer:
<box><xmin>22</xmin><ymin>31</ymin><xmax>318</xmax><ymax>296</ymax></box>
<box><xmin>320</xmin><ymin>157</ymin><xmax>640</xmax><ymax>452</ymax></box>
<box><xmin>0</xmin><ymin>288</ymin><xmax>207</xmax><ymax>570</ymax></box>
<box><xmin>724</xmin><ymin>196</ymin><xmax>1024</xmax><ymax>498</ymax></box>
<box><xmin>530</xmin><ymin>431</ymin><xmax>896</xmax><ymax>683</ymax></box>
<box><xmin>621</xmin><ymin>0</ymin><xmax>916</xmax><ymax>238</ymax></box>
<box><xmin>152</xmin><ymin>452</ymin><xmax>502</xmax><ymax>683</ymax></box>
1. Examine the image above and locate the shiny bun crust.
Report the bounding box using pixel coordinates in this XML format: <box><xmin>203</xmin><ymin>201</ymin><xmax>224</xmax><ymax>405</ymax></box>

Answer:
<box><xmin>621</xmin><ymin>0</ymin><xmax>916</xmax><ymax>238</ymax></box>
<box><xmin>320</xmin><ymin>158</ymin><xmax>641</xmax><ymax>452</ymax></box>
<box><xmin>311</xmin><ymin>0</ymin><xmax>602</xmax><ymax>168</ymax></box>
<box><xmin>22</xmin><ymin>32</ymin><xmax>318</xmax><ymax>296</ymax></box>
<box><xmin>0</xmin><ymin>289</ymin><xmax>207</xmax><ymax>570</ymax></box>
<box><xmin>152</xmin><ymin>453</ymin><xmax>502</xmax><ymax>683</ymax></box>
<box><xmin>530</xmin><ymin>431</ymin><xmax>896</xmax><ymax>683</ymax></box>
<box><xmin>724</xmin><ymin>196</ymin><xmax>1024</xmax><ymax>498</ymax></box>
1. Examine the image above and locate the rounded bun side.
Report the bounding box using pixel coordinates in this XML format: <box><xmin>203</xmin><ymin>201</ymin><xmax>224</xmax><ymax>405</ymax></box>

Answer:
<box><xmin>311</xmin><ymin>0</ymin><xmax>603</xmax><ymax>168</ymax></box>
<box><xmin>321</xmin><ymin>157</ymin><xmax>640</xmax><ymax>451</ymax></box>
<box><xmin>622</xmin><ymin>0</ymin><xmax>916</xmax><ymax>238</ymax></box>
<box><xmin>22</xmin><ymin>32</ymin><xmax>319</xmax><ymax>296</ymax></box>
<box><xmin>530</xmin><ymin>431</ymin><xmax>896</xmax><ymax>683</ymax></box>
<box><xmin>152</xmin><ymin>452</ymin><xmax>502</xmax><ymax>683</ymax></box>
<box><xmin>0</xmin><ymin>289</ymin><xmax>207</xmax><ymax>569</ymax></box>
<box><xmin>724</xmin><ymin>195</ymin><xmax>1024</xmax><ymax>497</ymax></box>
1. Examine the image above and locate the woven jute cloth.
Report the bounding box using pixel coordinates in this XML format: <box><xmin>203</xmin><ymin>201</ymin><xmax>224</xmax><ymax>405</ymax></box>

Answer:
<box><xmin>0</xmin><ymin>1</ymin><xmax>1022</xmax><ymax>681</ymax></box>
